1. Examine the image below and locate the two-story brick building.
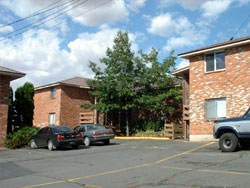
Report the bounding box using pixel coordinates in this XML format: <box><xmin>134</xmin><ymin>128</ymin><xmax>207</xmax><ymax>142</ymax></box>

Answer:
<box><xmin>0</xmin><ymin>66</ymin><xmax>25</xmax><ymax>147</ymax></box>
<box><xmin>33</xmin><ymin>77</ymin><xmax>99</xmax><ymax>128</ymax></box>
<box><xmin>173</xmin><ymin>36</ymin><xmax>250</xmax><ymax>141</ymax></box>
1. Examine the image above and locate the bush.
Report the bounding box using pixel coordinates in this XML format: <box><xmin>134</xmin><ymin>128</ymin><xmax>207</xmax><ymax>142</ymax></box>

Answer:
<box><xmin>5</xmin><ymin>126</ymin><xmax>39</xmax><ymax>149</ymax></box>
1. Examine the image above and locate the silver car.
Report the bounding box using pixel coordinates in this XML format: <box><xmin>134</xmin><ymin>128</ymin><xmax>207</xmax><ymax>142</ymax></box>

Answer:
<box><xmin>74</xmin><ymin>124</ymin><xmax>115</xmax><ymax>146</ymax></box>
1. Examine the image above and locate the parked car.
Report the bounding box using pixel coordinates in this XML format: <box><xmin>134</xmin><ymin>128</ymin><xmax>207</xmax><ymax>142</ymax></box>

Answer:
<box><xmin>30</xmin><ymin>125</ymin><xmax>83</xmax><ymax>151</ymax></box>
<box><xmin>74</xmin><ymin>124</ymin><xmax>115</xmax><ymax>146</ymax></box>
<box><xmin>213</xmin><ymin>107</ymin><xmax>250</xmax><ymax>152</ymax></box>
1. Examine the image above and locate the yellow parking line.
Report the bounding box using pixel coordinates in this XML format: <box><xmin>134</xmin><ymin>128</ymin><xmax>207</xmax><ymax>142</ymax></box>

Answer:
<box><xmin>20</xmin><ymin>142</ymin><xmax>219</xmax><ymax>188</ymax></box>
<box><xmin>154</xmin><ymin>142</ymin><xmax>215</xmax><ymax>164</ymax></box>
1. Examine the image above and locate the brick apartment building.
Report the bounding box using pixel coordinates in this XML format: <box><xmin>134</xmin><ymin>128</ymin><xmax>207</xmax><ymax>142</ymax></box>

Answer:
<box><xmin>33</xmin><ymin>77</ymin><xmax>99</xmax><ymax>129</ymax></box>
<box><xmin>0</xmin><ymin>66</ymin><xmax>25</xmax><ymax>147</ymax></box>
<box><xmin>173</xmin><ymin>36</ymin><xmax>250</xmax><ymax>141</ymax></box>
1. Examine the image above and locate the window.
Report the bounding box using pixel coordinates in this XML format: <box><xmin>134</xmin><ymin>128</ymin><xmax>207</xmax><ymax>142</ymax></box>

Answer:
<box><xmin>205</xmin><ymin>52</ymin><xmax>225</xmax><ymax>72</ymax></box>
<box><xmin>51</xmin><ymin>87</ymin><xmax>57</xmax><ymax>98</ymax></box>
<box><xmin>205</xmin><ymin>98</ymin><xmax>226</xmax><ymax>119</ymax></box>
<box><xmin>49</xmin><ymin>113</ymin><xmax>56</xmax><ymax>125</ymax></box>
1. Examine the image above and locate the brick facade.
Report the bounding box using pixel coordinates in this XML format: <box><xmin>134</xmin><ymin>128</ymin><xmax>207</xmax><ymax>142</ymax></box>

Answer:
<box><xmin>189</xmin><ymin>44</ymin><xmax>250</xmax><ymax>140</ymax></box>
<box><xmin>176</xmin><ymin>37</ymin><xmax>250</xmax><ymax>141</ymax></box>
<box><xmin>0</xmin><ymin>76</ymin><xmax>12</xmax><ymax>147</ymax></box>
<box><xmin>0</xmin><ymin>66</ymin><xmax>25</xmax><ymax>147</ymax></box>
<box><xmin>33</xmin><ymin>79</ymin><xmax>96</xmax><ymax>129</ymax></box>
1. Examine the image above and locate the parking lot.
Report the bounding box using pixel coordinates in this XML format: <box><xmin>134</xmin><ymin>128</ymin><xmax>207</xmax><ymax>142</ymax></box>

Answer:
<box><xmin>1</xmin><ymin>139</ymin><xmax>250</xmax><ymax>188</ymax></box>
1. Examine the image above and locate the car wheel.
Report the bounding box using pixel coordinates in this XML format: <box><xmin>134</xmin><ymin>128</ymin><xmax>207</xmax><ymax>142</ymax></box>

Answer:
<box><xmin>219</xmin><ymin>133</ymin><xmax>238</xmax><ymax>152</ymax></box>
<box><xmin>48</xmin><ymin>140</ymin><xmax>56</xmax><ymax>151</ymax></box>
<box><xmin>103</xmin><ymin>139</ymin><xmax>110</xmax><ymax>145</ymax></box>
<box><xmin>84</xmin><ymin>137</ymin><xmax>90</xmax><ymax>146</ymax></box>
<box><xmin>30</xmin><ymin>139</ymin><xmax>37</xmax><ymax>149</ymax></box>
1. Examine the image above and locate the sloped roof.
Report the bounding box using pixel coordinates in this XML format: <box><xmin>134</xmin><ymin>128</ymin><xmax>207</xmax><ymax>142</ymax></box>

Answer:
<box><xmin>35</xmin><ymin>77</ymin><xmax>91</xmax><ymax>90</ymax></box>
<box><xmin>0</xmin><ymin>66</ymin><xmax>25</xmax><ymax>80</ymax></box>
<box><xmin>179</xmin><ymin>35</ymin><xmax>250</xmax><ymax>59</ymax></box>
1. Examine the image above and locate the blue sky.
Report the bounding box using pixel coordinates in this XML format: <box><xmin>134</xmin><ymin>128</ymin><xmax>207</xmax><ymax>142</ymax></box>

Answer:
<box><xmin>0</xmin><ymin>0</ymin><xmax>250</xmax><ymax>90</ymax></box>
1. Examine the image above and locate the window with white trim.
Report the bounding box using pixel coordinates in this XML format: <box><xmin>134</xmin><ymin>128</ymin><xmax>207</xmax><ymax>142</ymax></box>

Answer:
<box><xmin>205</xmin><ymin>52</ymin><xmax>225</xmax><ymax>72</ymax></box>
<box><xmin>205</xmin><ymin>98</ymin><xmax>226</xmax><ymax>119</ymax></box>
<box><xmin>49</xmin><ymin>113</ymin><xmax>56</xmax><ymax>125</ymax></box>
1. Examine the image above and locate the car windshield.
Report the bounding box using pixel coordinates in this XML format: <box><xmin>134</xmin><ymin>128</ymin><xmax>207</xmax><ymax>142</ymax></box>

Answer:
<box><xmin>244</xmin><ymin>108</ymin><xmax>250</xmax><ymax>118</ymax></box>
<box><xmin>52</xmin><ymin>126</ymin><xmax>73</xmax><ymax>134</ymax></box>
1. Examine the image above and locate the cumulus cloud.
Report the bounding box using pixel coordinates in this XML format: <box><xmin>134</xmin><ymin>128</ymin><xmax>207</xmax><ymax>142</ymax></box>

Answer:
<box><xmin>127</xmin><ymin>0</ymin><xmax>146</xmax><ymax>12</ymax></box>
<box><xmin>68</xmin><ymin>0</ymin><xmax>129</xmax><ymax>26</ymax></box>
<box><xmin>201</xmin><ymin>0</ymin><xmax>232</xmax><ymax>19</ymax></box>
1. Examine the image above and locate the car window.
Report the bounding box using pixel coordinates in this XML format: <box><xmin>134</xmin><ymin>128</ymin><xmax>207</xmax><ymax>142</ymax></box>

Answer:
<box><xmin>94</xmin><ymin>125</ymin><xmax>106</xmax><ymax>130</ymax></box>
<box><xmin>37</xmin><ymin>127</ymin><xmax>49</xmax><ymax>135</ymax></box>
<box><xmin>79</xmin><ymin>127</ymin><xmax>85</xmax><ymax>132</ymax></box>
<box><xmin>52</xmin><ymin>126</ymin><xmax>73</xmax><ymax>134</ymax></box>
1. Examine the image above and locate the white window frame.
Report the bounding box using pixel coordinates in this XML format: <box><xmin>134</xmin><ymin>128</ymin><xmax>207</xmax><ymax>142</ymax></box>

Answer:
<box><xmin>205</xmin><ymin>51</ymin><xmax>225</xmax><ymax>72</ymax></box>
<box><xmin>49</xmin><ymin>113</ymin><xmax>56</xmax><ymax>125</ymax></box>
<box><xmin>205</xmin><ymin>98</ymin><xmax>226</xmax><ymax>120</ymax></box>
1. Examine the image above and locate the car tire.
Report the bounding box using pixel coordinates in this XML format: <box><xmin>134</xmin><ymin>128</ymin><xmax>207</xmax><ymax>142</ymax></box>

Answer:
<box><xmin>48</xmin><ymin>140</ymin><xmax>56</xmax><ymax>151</ymax></box>
<box><xmin>219</xmin><ymin>133</ymin><xmax>238</xmax><ymax>152</ymax></box>
<box><xmin>103</xmin><ymin>139</ymin><xmax>110</xmax><ymax>145</ymax></box>
<box><xmin>84</xmin><ymin>137</ymin><xmax>90</xmax><ymax>146</ymax></box>
<box><xmin>30</xmin><ymin>139</ymin><xmax>37</xmax><ymax>149</ymax></box>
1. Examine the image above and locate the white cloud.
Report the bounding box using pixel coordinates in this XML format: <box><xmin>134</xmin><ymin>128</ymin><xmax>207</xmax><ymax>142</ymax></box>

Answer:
<box><xmin>201</xmin><ymin>0</ymin><xmax>232</xmax><ymax>19</ymax></box>
<box><xmin>69</xmin><ymin>0</ymin><xmax>129</xmax><ymax>26</ymax></box>
<box><xmin>127</xmin><ymin>0</ymin><xmax>146</xmax><ymax>12</ymax></box>
<box><xmin>147</xmin><ymin>13</ymin><xmax>176</xmax><ymax>37</ymax></box>
<box><xmin>177</xmin><ymin>59</ymin><xmax>189</xmax><ymax>69</ymax></box>
<box><xmin>158</xmin><ymin>0</ymin><xmax>205</xmax><ymax>10</ymax></box>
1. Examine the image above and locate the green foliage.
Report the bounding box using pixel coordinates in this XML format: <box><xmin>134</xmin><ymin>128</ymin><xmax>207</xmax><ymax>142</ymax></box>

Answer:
<box><xmin>5</xmin><ymin>126</ymin><xmax>39</xmax><ymax>149</ymax></box>
<box><xmin>13</xmin><ymin>82</ymin><xmax>34</xmax><ymax>128</ymax></box>
<box><xmin>86</xmin><ymin>30</ymin><xmax>182</xmax><ymax>134</ymax></box>
<box><xmin>7</xmin><ymin>87</ymin><xmax>14</xmax><ymax>134</ymax></box>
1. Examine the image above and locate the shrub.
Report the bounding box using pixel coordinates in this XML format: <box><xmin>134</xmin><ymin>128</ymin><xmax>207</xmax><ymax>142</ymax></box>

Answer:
<box><xmin>5</xmin><ymin>126</ymin><xmax>39</xmax><ymax>149</ymax></box>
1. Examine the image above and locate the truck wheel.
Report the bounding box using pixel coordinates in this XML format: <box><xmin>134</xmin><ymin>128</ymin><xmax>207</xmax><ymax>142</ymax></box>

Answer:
<box><xmin>219</xmin><ymin>133</ymin><xmax>238</xmax><ymax>152</ymax></box>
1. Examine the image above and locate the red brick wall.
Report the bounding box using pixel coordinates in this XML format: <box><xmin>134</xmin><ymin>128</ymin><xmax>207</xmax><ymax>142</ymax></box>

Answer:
<box><xmin>33</xmin><ymin>87</ymin><xmax>62</xmax><ymax>127</ymax></box>
<box><xmin>60</xmin><ymin>86</ymin><xmax>94</xmax><ymax>128</ymax></box>
<box><xmin>0</xmin><ymin>76</ymin><xmax>11</xmax><ymax>147</ymax></box>
<box><xmin>33</xmin><ymin>86</ymin><xmax>94</xmax><ymax>128</ymax></box>
<box><xmin>189</xmin><ymin>44</ymin><xmax>250</xmax><ymax>138</ymax></box>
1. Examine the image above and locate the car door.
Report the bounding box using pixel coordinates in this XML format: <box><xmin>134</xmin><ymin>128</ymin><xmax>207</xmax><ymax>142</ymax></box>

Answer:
<box><xmin>35</xmin><ymin>127</ymin><xmax>50</xmax><ymax>147</ymax></box>
<box><xmin>236</xmin><ymin>113</ymin><xmax>250</xmax><ymax>137</ymax></box>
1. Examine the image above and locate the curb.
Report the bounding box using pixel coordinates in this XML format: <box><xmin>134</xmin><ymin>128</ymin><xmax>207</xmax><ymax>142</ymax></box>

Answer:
<box><xmin>115</xmin><ymin>136</ymin><xmax>170</xmax><ymax>140</ymax></box>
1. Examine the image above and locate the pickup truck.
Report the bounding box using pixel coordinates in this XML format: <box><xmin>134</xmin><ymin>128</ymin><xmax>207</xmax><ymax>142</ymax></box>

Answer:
<box><xmin>213</xmin><ymin>108</ymin><xmax>250</xmax><ymax>152</ymax></box>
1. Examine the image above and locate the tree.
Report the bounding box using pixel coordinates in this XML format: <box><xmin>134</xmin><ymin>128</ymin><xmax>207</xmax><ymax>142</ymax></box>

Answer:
<box><xmin>87</xmin><ymin>30</ymin><xmax>182</xmax><ymax>135</ymax></box>
<box><xmin>7</xmin><ymin>87</ymin><xmax>14</xmax><ymax>133</ymax></box>
<box><xmin>13</xmin><ymin>82</ymin><xmax>34</xmax><ymax>129</ymax></box>
<box><xmin>87</xmin><ymin>31</ymin><xmax>143</xmax><ymax>136</ymax></box>
<box><xmin>135</xmin><ymin>49</ymin><xmax>182</xmax><ymax>131</ymax></box>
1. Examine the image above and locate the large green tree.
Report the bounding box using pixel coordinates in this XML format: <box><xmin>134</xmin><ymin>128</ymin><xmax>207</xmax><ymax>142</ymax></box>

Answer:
<box><xmin>87</xmin><ymin>31</ymin><xmax>142</xmax><ymax>135</ymax></box>
<box><xmin>13</xmin><ymin>82</ymin><xmax>34</xmax><ymax>129</ymax></box>
<box><xmin>87</xmin><ymin>30</ymin><xmax>182</xmax><ymax>135</ymax></box>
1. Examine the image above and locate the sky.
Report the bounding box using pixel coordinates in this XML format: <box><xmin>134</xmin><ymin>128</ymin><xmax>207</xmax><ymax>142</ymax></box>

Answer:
<box><xmin>0</xmin><ymin>0</ymin><xmax>250</xmax><ymax>91</ymax></box>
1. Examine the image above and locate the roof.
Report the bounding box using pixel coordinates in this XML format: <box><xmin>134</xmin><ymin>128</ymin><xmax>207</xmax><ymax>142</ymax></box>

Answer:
<box><xmin>35</xmin><ymin>77</ymin><xmax>91</xmax><ymax>90</ymax></box>
<box><xmin>178</xmin><ymin>35</ymin><xmax>250</xmax><ymax>59</ymax></box>
<box><xmin>0</xmin><ymin>66</ymin><xmax>25</xmax><ymax>80</ymax></box>
<box><xmin>172</xmin><ymin>66</ymin><xmax>189</xmax><ymax>77</ymax></box>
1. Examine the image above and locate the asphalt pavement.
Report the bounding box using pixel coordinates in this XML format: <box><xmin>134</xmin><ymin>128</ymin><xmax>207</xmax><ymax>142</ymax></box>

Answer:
<box><xmin>0</xmin><ymin>138</ymin><xmax>250</xmax><ymax>188</ymax></box>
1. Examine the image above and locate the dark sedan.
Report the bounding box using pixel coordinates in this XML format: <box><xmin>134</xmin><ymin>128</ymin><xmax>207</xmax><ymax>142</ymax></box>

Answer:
<box><xmin>30</xmin><ymin>125</ymin><xmax>83</xmax><ymax>151</ymax></box>
<box><xmin>74</xmin><ymin>124</ymin><xmax>115</xmax><ymax>146</ymax></box>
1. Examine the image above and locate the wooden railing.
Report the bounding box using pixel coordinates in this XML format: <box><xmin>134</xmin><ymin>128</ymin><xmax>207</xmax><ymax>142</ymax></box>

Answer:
<box><xmin>164</xmin><ymin>123</ymin><xmax>183</xmax><ymax>140</ymax></box>
<box><xmin>79</xmin><ymin>111</ymin><xmax>94</xmax><ymax>124</ymax></box>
